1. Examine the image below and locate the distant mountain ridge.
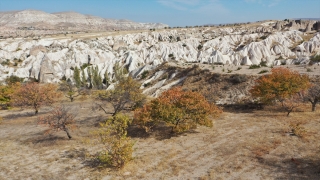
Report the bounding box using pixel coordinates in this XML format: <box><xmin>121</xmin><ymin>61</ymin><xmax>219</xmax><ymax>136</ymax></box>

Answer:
<box><xmin>0</xmin><ymin>9</ymin><xmax>168</xmax><ymax>31</ymax></box>
<box><xmin>293</xmin><ymin>18</ymin><xmax>320</xmax><ymax>21</ymax></box>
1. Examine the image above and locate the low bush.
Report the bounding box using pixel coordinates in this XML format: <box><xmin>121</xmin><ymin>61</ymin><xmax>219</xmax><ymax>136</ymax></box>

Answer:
<box><xmin>258</xmin><ymin>70</ymin><xmax>269</xmax><ymax>74</ymax></box>
<box><xmin>310</xmin><ymin>55</ymin><xmax>320</xmax><ymax>63</ymax></box>
<box><xmin>260</xmin><ymin>61</ymin><xmax>268</xmax><ymax>67</ymax></box>
<box><xmin>95</xmin><ymin>114</ymin><xmax>134</xmax><ymax>168</ymax></box>
<box><xmin>140</xmin><ymin>70</ymin><xmax>149</xmax><ymax>79</ymax></box>
<box><xmin>230</xmin><ymin>74</ymin><xmax>247</xmax><ymax>84</ymax></box>
<box><xmin>249</xmin><ymin>64</ymin><xmax>261</xmax><ymax>69</ymax></box>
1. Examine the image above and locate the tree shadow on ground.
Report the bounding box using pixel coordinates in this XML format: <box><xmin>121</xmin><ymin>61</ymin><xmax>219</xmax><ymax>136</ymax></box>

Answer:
<box><xmin>3</xmin><ymin>111</ymin><xmax>45</xmax><ymax>120</ymax></box>
<box><xmin>127</xmin><ymin>124</ymin><xmax>200</xmax><ymax>141</ymax></box>
<box><xmin>77</xmin><ymin>115</ymin><xmax>106</xmax><ymax>127</ymax></box>
<box><xmin>25</xmin><ymin>134</ymin><xmax>67</xmax><ymax>146</ymax></box>
<box><xmin>257</xmin><ymin>156</ymin><xmax>320</xmax><ymax>179</ymax></box>
<box><xmin>62</xmin><ymin>148</ymin><xmax>88</xmax><ymax>160</ymax></box>
<box><xmin>60</xmin><ymin>148</ymin><xmax>106</xmax><ymax>169</ymax></box>
<box><xmin>221</xmin><ymin>103</ymin><xmax>264</xmax><ymax>113</ymax></box>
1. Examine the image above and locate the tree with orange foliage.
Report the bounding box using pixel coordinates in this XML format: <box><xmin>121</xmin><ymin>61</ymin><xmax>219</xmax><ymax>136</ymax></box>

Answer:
<box><xmin>12</xmin><ymin>82</ymin><xmax>61</xmax><ymax>114</ymax></box>
<box><xmin>134</xmin><ymin>87</ymin><xmax>222</xmax><ymax>133</ymax></box>
<box><xmin>38</xmin><ymin>105</ymin><xmax>76</xmax><ymax>139</ymax></box>
<box><xmin>250</xmin><ymin>67</ymin><xmax>310</xmax><ymax>116</ymax></box>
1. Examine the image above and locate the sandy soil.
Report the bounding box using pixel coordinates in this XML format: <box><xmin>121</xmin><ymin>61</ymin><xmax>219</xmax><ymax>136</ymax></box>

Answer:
<box><xmin>1</xmin><ymin>100</ymin><xmax>320</xmax><ymax>180</ymax></box>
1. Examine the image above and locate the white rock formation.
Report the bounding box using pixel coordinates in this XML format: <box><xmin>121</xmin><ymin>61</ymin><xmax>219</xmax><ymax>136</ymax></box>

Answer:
<box><xmin>0</xmin><ymin>20</ymin><xmax>319</xmax><ymax>84</ymax></box>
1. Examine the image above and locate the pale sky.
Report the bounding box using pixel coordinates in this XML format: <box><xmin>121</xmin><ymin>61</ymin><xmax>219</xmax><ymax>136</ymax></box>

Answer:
<box><xmin>0</xmin><ymin>0</ymin><xmax>319</xmax><ymax>26</ymax></box>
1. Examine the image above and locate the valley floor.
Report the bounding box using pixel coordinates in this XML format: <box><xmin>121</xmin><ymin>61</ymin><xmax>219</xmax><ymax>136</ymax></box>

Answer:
<box><xmin>1</xmin><ymin>101</ymin><xmax>320</xmax><ymax>179</ymax></box>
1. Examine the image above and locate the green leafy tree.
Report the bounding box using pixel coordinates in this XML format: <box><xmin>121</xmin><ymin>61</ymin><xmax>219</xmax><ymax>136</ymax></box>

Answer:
<box><xmin>96</xmin><ymin>76</ymin><xmax>145</xmax><ymax>116</ymax></box>
<box><xmin>87</xmin><ymin>67</ymin><xmax>93</xmax><ymax>89</ymax></box>
<box><xmin>81</xmin><ymin>69</ymin><xmax>87</xmax><ymax>87</ymax></box>
<box><xmin>92</xmin><ymin>66</ymin><xmax>103</xmax><ymax>89</ymax></box>
<box><xmin>73</xmin><ymin>67</ymin><xmax>81</xmax><ymax>88</ymax></box>
<box><xmin>103</xmin><ymin>71</ymin><xmax>110</xmax><ymax>88</ymax></box>
<box><xmin>59</xmin><ymin>80</ymin><xmax>82</xmax><ymax>102</ymax></box>
<box><xmin>113</xmin><ymin>62</ymin><xmax>128</xmax><ymax>82</ymax></box>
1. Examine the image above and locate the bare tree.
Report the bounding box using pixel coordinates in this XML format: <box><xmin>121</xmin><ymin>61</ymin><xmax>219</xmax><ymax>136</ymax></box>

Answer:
<box><xmin>304</xmin><ymin>83</ymin><xmax>320</xmax><ymax>111</ymax></box>
<box><xmin>38</xmin><ymin>105</ymin><xmax>77</xmax><ymax>139</ymax></box>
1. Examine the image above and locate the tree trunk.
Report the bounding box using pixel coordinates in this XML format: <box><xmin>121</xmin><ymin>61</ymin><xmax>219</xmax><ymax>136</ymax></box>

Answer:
<box><xmin>287</xmin><ymin>109</ymin><xmax>292</xmax><ymax>116</ymax></box>
<box><xmin>312</xmin><ymin>103</ymin><xmax>316</xmax><ymax>112</ymax></box>
<box><xmin>64</xmin><ymin>128</ymin><xmax>72</xmax><ymax>139</ymax></box>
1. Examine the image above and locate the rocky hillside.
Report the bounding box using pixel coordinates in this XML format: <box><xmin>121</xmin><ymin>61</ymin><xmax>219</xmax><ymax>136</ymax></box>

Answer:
<box><xmin>0</xmin><ymin>10</ymin><xmax>168</xmax><ymax>37</ymax></box>
<box><xmin>0</xmin><ymin>19</ymin><xmax>319</xmax><ymax>102</ymax></box>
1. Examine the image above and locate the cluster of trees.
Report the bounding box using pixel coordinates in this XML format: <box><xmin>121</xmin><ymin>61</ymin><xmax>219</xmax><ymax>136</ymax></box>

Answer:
<box><xmin>250</xmin><ymin>67</ymin><xmax>320</xmax><ymax>116</ymax></box>
<box><xmin>1</xmin><ymin>61</ymin><xmax>222</xmax><ymax>169</ymax></box>
<box><xmin>73</xmin><ymin>65</ymin><xmax>105</xmax><ymax>89</ymax></box>
<box><xmin>0</xmin><ymin>78</ymin><xmax>61</xmax><ymax>114</ymax></box>
<box><xmin>7</xmin><ymin>66</ymin><xmax>320</xmax><ymax>169</ymax></box>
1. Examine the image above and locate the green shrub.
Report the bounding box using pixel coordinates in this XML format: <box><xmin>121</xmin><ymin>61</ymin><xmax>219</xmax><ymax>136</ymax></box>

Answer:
<box><xmin>310</xmin><ymin>55</ymin><xmax>320</xmax><ymax>63</ymax></box>
<box><xmin>213</xmin><ymin>62</ymin><xmax>224</xmax><ymax>65</ymax></box>
<box><xmin>143</xmin><ymin>82</ymin><xmax>151</xmax><ymax>87</ymax></box>
<box><xmin>260</xmin><ymin>61</ymin><xmax>268</xmax><ymax>67</ymax></box>
<box><xmin>5</xmin><ymin>75</ymin><xmax>23</xmax><ymax>84</ymax></box>
<box><xmin>1</xmin><ymin>60</ymin><xmax>10</xmax><ymax>66</ymax></box>
<box><xmin>95</xmin><ymin>114</ymin><xmax>134</xmax><ymax>169</ymax></box>
<box><xmin>249</xmin><ymin>64</ymin><xmax>261</xmax><ymax>69</ymax></box>
<box><xmin>230</xmin><ymin>74</ymin><xmax>247</xmax><ymax>84</ymax></box>
<box><xmin>140</xmin><ymin>70</ymin><xmax>149</xmax><ymax>79</ymax></box>
<box><xmin>258</xmin><ymin>70</ymin><xmax>269</xmax><ymax>74</ymax></box>
<box><xmin>80</xmin><ymin>63</ymin><xmax>89</xmax><ymax>70</ymax></box>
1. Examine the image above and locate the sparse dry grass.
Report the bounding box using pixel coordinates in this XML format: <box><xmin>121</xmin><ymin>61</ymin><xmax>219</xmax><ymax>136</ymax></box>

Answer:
<box><xmin>1</xmin><ymin>101</ymin><xmax>320</xmax><ymax>179</ymax></box>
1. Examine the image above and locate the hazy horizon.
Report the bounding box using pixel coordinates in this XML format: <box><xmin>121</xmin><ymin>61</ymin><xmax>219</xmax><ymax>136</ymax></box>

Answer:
<box><xmin>0</xmin><ymin>0</ymin><xmax>319</xmax><ymax>26</ymax></box>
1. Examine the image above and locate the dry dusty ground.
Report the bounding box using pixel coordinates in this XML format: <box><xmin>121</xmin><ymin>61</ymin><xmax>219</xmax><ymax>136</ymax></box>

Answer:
<box><xmin>1</xmin><ymin>100</ymin><xmax>320</xmax><ymax>180</ymax></box>
<box><xmin>169</xmin><ymin>62</ymin><xmax>320</xmax><ymax>77</ymax></box>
